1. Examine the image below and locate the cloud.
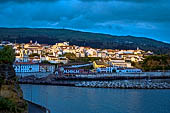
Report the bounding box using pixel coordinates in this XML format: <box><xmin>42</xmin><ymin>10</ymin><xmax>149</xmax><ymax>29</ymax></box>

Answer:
<box><xmin>0</xmin><ymin>0</ymin><xmax>169</xmax><ymax>25</ymax></box>
<box><xmin>0</xmin><ymin>0</ymin><xmax>163</xmax><ymax>3</ymax></box>
<box><xmin>0</xmin><ymin>0</ymin><xmax>58</xmax><ymax>3</ymax></box>
<box><xmin>0</xmin><ymin>0</ymin><xmax>169</xmax><ymax>42</ymax></box>
<box><xmin>118</xmin><ymin>0</ymin><xmax>160</xmax><ymax>3</ymax></box>
<box><xmin>81</xmin><ymin>0</ymin><xmax>111</xmax><ymax>1</ymax></box>
<box><xmin>80</xmin><ymin>0</ymin><xmax>162</xmax><ymax>3</ymax></box>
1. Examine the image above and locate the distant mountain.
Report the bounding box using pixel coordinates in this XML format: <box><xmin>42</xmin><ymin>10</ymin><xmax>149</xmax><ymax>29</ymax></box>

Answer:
<box><xmin>0</xmin><ymin>27</ymin><xmax>170</xmax><ymax>54</ymax></box>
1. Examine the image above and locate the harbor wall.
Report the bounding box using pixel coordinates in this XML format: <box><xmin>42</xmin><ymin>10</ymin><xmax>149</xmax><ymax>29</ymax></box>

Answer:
<box><xmin>16</xmin><ymin>72</ymin><xmax>170</xmax><ymax>79</ymax></box>
<box><xmin>76</xmin><ymin>72</ymin><xmax>170</xmax><ymax>78</ymax></box>
<box><xmin>16</xmin><ymin>72</ymin><xmax>52</xmax><ymax>78</ymax></box>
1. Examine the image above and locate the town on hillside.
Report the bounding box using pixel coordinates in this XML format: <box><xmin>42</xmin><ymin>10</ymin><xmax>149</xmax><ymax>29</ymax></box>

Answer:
<box><xmin>0</xmin><ymin>40</ymin><xmax>154</xmax><ymax>77</ymax></box>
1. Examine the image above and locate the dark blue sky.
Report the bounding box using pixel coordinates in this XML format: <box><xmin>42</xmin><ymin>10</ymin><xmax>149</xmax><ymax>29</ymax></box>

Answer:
<box><xmin>0</xmin><ymin>0</ymin><xmax>170</xmax><ymax>43</ymax></box>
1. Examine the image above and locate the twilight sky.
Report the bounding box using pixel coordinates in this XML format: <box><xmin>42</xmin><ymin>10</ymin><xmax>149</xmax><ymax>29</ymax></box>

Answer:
<box><xmin>0</xmin><ymin>0</ymin><xmax>170</xmax><ymax>43</ymax></box>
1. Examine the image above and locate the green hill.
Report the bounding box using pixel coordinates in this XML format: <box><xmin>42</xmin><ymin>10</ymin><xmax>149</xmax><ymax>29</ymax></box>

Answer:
<box><xmin>0</xmin><ymin>27</ymin><xmax>170</xmax><ymax>54</ymax></box>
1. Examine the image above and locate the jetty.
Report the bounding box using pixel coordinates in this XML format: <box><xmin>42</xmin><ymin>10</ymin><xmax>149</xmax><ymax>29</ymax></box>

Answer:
<box><xmin>18</xmin><ymin>74</ymin><xmax>170</xmax><ymax>89</ymax></box>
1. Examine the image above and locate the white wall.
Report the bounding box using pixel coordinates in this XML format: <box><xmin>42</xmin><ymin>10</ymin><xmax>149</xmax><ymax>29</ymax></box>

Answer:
<box><xmin>14</xmin><ymin>64</ymin><xmax>39</xmax><ymax>73</ymax></box>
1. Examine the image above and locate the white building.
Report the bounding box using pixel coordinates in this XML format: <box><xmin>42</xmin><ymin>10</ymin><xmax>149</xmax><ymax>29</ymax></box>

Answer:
<box><xmin>96</xmin><ymin>66</ymin><xmax>142</xmax><ymax>73</ymax></box>
<box><xmin>14</xmin><ymin>62</ymin><xmax>39</xmax><ymax>73</ymax></box>
<box><xmin>97</xmin><ymin>67</ymin><xmax>116</xmax><ymax>73</ymax></box>
<box><xmin>109</xmin><ymin>59</ymin><xmax>132</xmax><ymax>68</ymax></box>
<box><xmin>39</xmin><ymin>64</ymin><xmax>55</xmax><ymax>73</ymax></box>
<box><xmin>116</xmin><ymin>68</ymin><xmax>142</xmax><ymax>73</ymax></box>
<box><xmin>14</xmin><ymin>53</ymin><xmax>40</xmax><ymax>73</ymax></box>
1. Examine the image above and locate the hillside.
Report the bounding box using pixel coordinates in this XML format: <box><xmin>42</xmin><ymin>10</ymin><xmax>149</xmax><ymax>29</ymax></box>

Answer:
<box><xmin>0</xmin><ymin>27</ymin><xmax>170</xmax><ymax>54</ymax></box>
<box><xmin>132</xmin><ymin>55</ymin><xmax>170</xmax><ymax>71</ymax></box>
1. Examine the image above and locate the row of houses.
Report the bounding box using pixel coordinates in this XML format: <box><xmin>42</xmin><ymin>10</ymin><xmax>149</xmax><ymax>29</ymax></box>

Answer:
<box><xmin>1</xmin><ymin>41</ymin><xmax>147</xmax><ymax>76</ymax></box>
<box><xmin>14</xmin><ymin>62</ymin><xmax>55</xmax><ymax>73</ymax></box>
<box><xmin>13</xmin><ymin>55</ymin><xmax>55</xmax><ymax>73</ymax></box>
<box><xmin>96</xmin><ymin>67</ymin><xmax>142</xmax><ymax>73</ymax></box>
<box><xmin>12</xmin><ymin>40</ymin><xmax>152</xmax><ymax>64</ymax></box>
<box><xmin>13</xmin><ymin>58</ymin><xmax>142</xmax><ymax>76</ymax></box>
<box><xmin>93</xmin><ymin>59</ymin><xmax>132</xmax><ymax>69</ymax></box>
<box><xmin>93</xmin><ymin>60</ymin><xmax>142</xmax><ymax>73</ymax></box>
<box><xmin>56</xmin><ymin>66</ymin><xmax>142</xmax><ymax>76</ymax></box>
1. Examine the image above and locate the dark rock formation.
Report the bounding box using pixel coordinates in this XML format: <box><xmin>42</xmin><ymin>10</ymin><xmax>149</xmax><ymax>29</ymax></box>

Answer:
<box><xmin>0</xmin><ymin>64</ymin><xmax>16</xmax><ymax>80</ymax></box>
<box><xmin>0</xmin><ymin>64</ymin><xmax>28</xmax><ymax>113</ymax></box>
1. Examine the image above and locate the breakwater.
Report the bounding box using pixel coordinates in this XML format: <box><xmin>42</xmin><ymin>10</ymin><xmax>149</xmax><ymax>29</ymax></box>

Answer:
<box><xmin>75</xmin><ymin>80</ymin><xmax>170</xmax><ymax>89</ymax></box>
<box><xmin>18</xmin><ymin>74</ymin><xmax>170</xmax><ymax>89</ymax></box>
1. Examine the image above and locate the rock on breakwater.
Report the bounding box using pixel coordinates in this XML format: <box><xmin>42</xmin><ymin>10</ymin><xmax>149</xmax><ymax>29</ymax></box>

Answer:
<box><xmin>75</xmin><ymin>80</ymin><xmax>170</xmax><ymax>89</ymax></box>
<box><xmin>0</xmin><ymin>64</ymin><xmax>28</xmax><ymax>113</ymax></box>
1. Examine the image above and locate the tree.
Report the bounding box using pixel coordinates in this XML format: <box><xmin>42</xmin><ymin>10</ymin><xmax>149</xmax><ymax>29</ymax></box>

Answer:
<box><xmin>62</xmin><ymin>53</ymin><xmax>76</xmax><ymax>60</ymax></box>
<box><xmin>134</xmin><ymin>55</ymin><xmax>170</xmax><ymax>71</ymax></box>
<box><xmin>0</xmin><ymin>46</ymin><xmax>15</xmax><ymax>64</ymax></box>
<box><xmin>29</xmin><ymin>53</ymin><xmax>39</xmax><ymax>57</ymax></box>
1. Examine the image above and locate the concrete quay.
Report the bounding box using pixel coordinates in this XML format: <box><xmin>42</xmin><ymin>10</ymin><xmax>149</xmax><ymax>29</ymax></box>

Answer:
<box><xmin>27</xmin><ymin>100</ymin><xmax>50</xmax><ymax>113</ymax></box>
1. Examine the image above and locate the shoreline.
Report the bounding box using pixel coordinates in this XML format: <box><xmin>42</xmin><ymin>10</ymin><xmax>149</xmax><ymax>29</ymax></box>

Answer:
<box><xmin>20</xmin><ymin>82</ymin><xmax>170</xmax><ymax>89</ymax></box>
<box><xmin>54</xmin><ymin>75</ymin><xmax>170</xmax><ymax>80</ymax></box>
<box><xmin>19</xmin><ymin>76</ymin><xmax>170</xmax><ymax>89</ymax></box>
<box><xmin>19</xmin><ymin>82</ymin><xmax>170</xmax><ymax>89</ymax></box>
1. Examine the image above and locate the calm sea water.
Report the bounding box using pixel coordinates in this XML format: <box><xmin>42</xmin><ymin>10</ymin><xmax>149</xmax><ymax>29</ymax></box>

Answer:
<box><xmin>20</xmin><ymin>84</ymin><xmax>170</xmax><ymax>113</ymax></box>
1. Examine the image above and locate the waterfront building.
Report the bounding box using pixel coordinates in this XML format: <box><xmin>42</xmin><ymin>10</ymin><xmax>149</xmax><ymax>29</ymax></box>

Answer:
<box><xmin>93</xmin><ymin>61</ymin><xmax>109</xmax><ymax>69</ymax></box>
<box><xmin>14</xmin><ymin>62</ymin><xmax>39</xmax><ymax>73</ymax></box>
<box><xmin>109</xmin><ymin>59</ymin><xmax>132</xmax><ymax>68</ymax></box>
<box><xmin>96</xmin><ymin>67</ymin><xmax>142</xmax><ymax>73</ymax></box>
<box><xmin>14</xmin><ymin>61</ymin><xmax>55</xmax><ymax>73</ymax></box>
<box><xmin>63</xmin><ymin>68</ymin><xmax>90</xmax><ymax>76</ymax></box>
<box><xmin>39</xmin><ymin>64</ymin><xmax>55</xmax><ymax>73</ymax></box>
<box><xmin>96</xmin><ymin>67</ymin><xmax>116</xmax><ymax>73</ymax></box>
<box><xmin>116</xmin><ymin>68</ymin><xmax>142</xmax><ymax>73</ymax></box>
<box><xmin>14</xmin><ymin>52</ymin><xmax>38</xmax><ymax>73</ymax></box>
<box><xmin>68</xmin><ymin>63</ymin><xmax>93</xmax><ymax>68</ymax></box>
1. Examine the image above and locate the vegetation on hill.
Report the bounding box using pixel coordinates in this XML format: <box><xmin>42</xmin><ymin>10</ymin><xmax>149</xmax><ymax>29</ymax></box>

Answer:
<box><xmin>74</xmin><ymin>57</ymin><xmax>101</xmax><ymax>63</ymax></box>
<box><xmin>0</xmin><ymin>28</ymin><xmax>170</xmax><ymax>54</ymax></box>
<box><xmin>132</xmin><ymin>55</ymin><xmax>170</xmax><ymax>71</ymax></box>
<box><xmin>62</xmin><ymin>53</ymin><xmax>76</xmax><ymax>60</ymax></box>
<box><xmin>0</xmin><ymin>97</ymin><xmax>17</xmax><ymax>112</ymax></box>
<box><xmin>0</xmin><ymin>96</ymin><xmax>27</xmax><ymax>113</ymax></box>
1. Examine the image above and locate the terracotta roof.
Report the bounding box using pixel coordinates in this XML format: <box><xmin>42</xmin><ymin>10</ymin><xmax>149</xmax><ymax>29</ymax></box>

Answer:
<box><xmin>15</xmin><ymin>62</ymin><xmax>37</xmax><ymax>65</ymax></box>
<box><xmin>41</xmin><ymin>44</ymin><xmax>49</xmax><ymax>46</ymax></box>
<box><xmin>95</xmin><ymin>61</ymin><xmax>106</xmax><ymax>65</ymax></box>
<box><xmin>110</xmin><ymin>58</ymin><xmax>124</xmax><ymax>60</ymax></box>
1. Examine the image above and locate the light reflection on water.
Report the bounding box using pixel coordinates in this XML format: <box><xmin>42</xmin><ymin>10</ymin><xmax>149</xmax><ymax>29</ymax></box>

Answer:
<box><xmin>20</xmin><ymin>81</ymin><xmax>170</xmax><ymax>113</ymax></box>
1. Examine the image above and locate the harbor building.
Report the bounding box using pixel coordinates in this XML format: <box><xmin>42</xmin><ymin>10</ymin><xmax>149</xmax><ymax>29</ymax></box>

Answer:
<box><xmin>14</xmin><ymin>62</ymin><xmax>39</xmax><ymax>73</ymax></box>
<box><xmin>93</xmin><ymin>61</ymin><xmax>109</xmax><ymax>69</ymax></box>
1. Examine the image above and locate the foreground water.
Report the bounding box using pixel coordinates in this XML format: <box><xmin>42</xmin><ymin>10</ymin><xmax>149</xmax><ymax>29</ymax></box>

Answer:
<box><xmin>20</xmin><ymin>84</ymin><xmax>170</xmax><ymax>113</ymax></box>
